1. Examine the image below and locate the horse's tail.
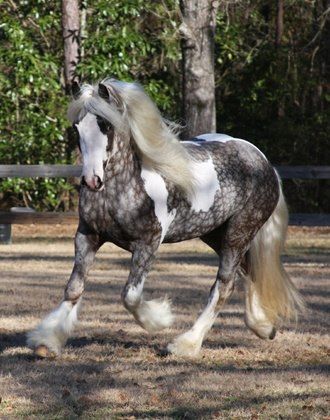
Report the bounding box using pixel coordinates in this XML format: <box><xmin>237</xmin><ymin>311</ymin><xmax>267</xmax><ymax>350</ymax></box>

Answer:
<box><xmin>245</xmin><ymin>173</ymin><xmax>305</xmax><ymax>338</ymax></box>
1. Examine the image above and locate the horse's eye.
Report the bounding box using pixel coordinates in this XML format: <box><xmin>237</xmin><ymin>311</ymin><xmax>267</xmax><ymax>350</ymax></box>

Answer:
<box><xmin>96</xmin><ymin>116</ymin><xmax>112</xmax><ymax>134</ymax></box>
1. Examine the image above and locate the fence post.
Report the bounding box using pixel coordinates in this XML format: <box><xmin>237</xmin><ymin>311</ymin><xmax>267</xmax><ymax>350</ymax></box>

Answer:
<box><xmin>0</xmin><ymin>223</ymin><xmax>11</xmax><ymax>244</ymax></box>
<box><xmin>0</xmin><ymin>207</ymin><xmax>36</xmax><ymax>244</ymax></box>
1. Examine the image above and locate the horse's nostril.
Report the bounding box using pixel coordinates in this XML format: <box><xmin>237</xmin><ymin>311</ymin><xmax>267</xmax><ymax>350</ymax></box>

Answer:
<box><xmin>81</xmin><ymin>175</ymin><xmax>103</xmax><ymax>190</ymax></box>
<box><xmin>95</xmin><ymin>176</ymin><xmax>103</xmax><ymax>190</ymax></box>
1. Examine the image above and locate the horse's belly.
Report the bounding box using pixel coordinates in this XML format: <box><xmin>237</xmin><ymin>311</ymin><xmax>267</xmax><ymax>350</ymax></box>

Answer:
<box><xmin>163</xmin><ymin>211</ymin><xmax>227</xmax><ymax>243</ymax></box>
<box><xmin>163</xmin><ymin>186</ymin><xmax>239</xmax><ymax>243</ymax></box>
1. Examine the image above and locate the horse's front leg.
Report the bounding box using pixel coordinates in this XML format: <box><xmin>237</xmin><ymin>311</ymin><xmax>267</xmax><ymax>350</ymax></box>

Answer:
<box><xmin>27</xmin><ymin>228</ymin><xmax>101</xmax><ymax>357</ymax></box>
<box><xmin>122</xmin><ymin>244</ymin><xmax>174</xmax><ymax>333</ymax></box>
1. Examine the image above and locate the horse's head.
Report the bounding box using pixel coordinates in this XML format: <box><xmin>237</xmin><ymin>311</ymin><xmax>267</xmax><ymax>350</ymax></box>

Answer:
<box><xmin>68</xmin><ymin>78</ymin><xmax>194</xmax><ymax>195</ymax></box>
<box><xmin>72</xmin><ymin>83</ymin><xmax>118</xmax><ymax>192</ymax></box>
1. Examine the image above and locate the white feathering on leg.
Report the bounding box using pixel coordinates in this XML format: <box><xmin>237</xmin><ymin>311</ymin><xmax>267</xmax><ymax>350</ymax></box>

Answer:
<box><xmin>133</xmin><ymin>296</ymin><xmax>174</xmax><ymax>333</ymax></box>
<box><xmin>26</xmin><ymin>298</ymin><xmax>81</xmax><ymax>355</ymax></box>
<box><xmin>168</xmin><ymin>287</ymin><xmax>220</xmax><ymax>358</ymax></box>
<box><xmin>167</xmin><ymin>310</ymin><xmax>218</xmax><ymax>358</ymax></box>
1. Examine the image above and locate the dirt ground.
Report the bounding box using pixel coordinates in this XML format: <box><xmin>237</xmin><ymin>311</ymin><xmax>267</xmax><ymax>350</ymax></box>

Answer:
<box><xmin>0</xmin><ymin>225</ymin><xmax>329</xmax><ymax>419</ymax></box>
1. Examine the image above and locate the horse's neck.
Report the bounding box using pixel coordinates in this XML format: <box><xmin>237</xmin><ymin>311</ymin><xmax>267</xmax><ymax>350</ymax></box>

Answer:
<box><xmin>106</xmin><ymin>134</ymin><xmax>140</xmax><ymax>183</ymax></box>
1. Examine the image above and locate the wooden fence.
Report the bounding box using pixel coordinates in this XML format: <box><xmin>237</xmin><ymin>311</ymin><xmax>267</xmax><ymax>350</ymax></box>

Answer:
<box><xmin>0</xmin><ymin>165</ymin><xmax>329</xmax><ymax>227</ymax></box>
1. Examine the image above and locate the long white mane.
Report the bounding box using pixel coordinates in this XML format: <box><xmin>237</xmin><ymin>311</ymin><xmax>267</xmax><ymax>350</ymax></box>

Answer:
<box><xmin>67</xmin><ymin>78</ymin><xmax>194</xmax><ymax>195</ymax></box>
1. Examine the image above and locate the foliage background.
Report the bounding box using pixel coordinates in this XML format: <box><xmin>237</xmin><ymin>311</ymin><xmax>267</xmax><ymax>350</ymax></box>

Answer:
<box><xmin>0</xmin><ymin>0</ymin><xmax>329</xmax><ymax>211</ymax></box>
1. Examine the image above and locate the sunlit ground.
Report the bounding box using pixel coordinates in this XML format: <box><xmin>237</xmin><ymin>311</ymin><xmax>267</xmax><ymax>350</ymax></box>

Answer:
<box><xmin>0</xmin><ymin>225</ymin><xmax>329</xmax><ymax>418</ymax></box>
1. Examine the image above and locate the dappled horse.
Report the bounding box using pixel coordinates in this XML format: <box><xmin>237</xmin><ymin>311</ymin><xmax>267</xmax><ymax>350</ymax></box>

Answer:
<box><xmin>27</xmin><ymin>79</ymin><xmax>304</xmax><ymax>358</ymax></box>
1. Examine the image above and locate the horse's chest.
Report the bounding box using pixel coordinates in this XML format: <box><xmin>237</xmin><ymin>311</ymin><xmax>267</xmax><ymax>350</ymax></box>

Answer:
<box><xmin>79</xmin><ymin>189</ymin><xmax>111</xmax><ymax>232</ymax></box>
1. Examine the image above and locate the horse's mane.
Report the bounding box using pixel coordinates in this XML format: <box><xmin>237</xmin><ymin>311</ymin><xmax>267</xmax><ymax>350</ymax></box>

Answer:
<box><xmin>67</xmin><ymin>78</ymin><xmax>194</xmax><ymax>195</ymax></box>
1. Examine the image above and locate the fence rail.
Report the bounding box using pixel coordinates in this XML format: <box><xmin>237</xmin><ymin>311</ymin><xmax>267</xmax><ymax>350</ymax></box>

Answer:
<box><xmin>276</xmin><ymin>166</ymin><xmax>330</xmax><ymax>179</ymax></box>
<box><xmin>0</xmin><ymin>211</ymin><xmax>329</xmax><ymax>226</ymax></box>
<box><xmin>0</xmin><ymin>164</ymin><xmax>82</xmax><ymax>178</ymax></box>
<box><xmin>0</xmin><ymin>211</ymin><xmax>78</xmax><ymax>224</ymax></box>
<box><xmin>1</xmin><ymin>165</ymin><xmax>330</xmax><ymax>179</ymax></box>
<box><xmin>0</xmin><ymin>165</ymin><xmax>329</xmax><ymax>227</ymax></box>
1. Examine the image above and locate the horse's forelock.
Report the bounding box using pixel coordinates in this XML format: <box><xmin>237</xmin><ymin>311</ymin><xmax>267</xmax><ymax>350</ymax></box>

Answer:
<box><xmin>67</xmin><ymin>83</ymin><xmax>125</xmax><ymax>133</ymax></box>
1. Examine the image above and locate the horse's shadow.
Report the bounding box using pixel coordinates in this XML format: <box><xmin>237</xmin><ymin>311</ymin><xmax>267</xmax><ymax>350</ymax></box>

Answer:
<box><xmin>0</xmin><ymin>329</ymin><xmax>171</xmax><ymax>360</ymax></box>
<box><xmin>0</xmin><ymin>330</ymin><xmax>26</xmax><ymax>353</ymax></box>
<box><xmin>0</xmin><ymin>325</ymin><xmax>246</xmax><ymax>364</ymax></box>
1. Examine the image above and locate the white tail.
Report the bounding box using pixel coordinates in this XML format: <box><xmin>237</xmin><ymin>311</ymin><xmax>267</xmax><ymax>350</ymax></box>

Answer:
<box><xmin>245</xmin><ymin>177</ymin><xmax>305</xmax><ymax>338</ymax></box>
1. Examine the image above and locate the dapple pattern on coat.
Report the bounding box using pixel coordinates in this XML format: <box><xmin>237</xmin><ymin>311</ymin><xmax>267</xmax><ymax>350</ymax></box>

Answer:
<box><xmin>27</xmin><ymin>79</ymin><xmax>304</xmax><ymax>359</ymax></box>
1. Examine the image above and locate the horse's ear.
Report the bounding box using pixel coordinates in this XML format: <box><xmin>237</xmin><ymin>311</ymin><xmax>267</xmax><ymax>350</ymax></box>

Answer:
<box><xmin>98</xmin><ymin>83</ymin><xmax>110</xmax><ymax>101</ymax></box>
<box><xmin>98</xmin><ymin>82</ymin><xmax>124</xmax><ymax>110</ymax></box>
<box><xmin>71</xmin><ymin>81</ymin><xmax>81</xmax><ymax>99</ymax></box>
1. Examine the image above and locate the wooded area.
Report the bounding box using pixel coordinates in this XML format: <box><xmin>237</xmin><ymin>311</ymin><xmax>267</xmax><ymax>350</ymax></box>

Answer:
<box><xmin>0</xmin><ymin>0</ymin><xmax>329</xmax><ymax>213</ymax></box>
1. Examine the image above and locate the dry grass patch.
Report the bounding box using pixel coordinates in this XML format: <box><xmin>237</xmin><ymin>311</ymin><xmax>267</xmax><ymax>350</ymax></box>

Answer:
<box><xmin>0</xmin><ymin>226</ymin><xmax>329</xmax><ymax>418</ymax></box>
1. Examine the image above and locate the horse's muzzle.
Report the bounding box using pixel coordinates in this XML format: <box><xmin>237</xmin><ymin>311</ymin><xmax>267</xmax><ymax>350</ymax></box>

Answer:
<box><xmin>81</xmin><ymin>175</ymin><xmax>104</xmax><ymax>191</ymax></box>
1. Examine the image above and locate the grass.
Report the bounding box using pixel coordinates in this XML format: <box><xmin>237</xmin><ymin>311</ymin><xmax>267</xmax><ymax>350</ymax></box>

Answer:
<box><xmin>0</xmin><ymin>225</ymin><xmax>329</xmax><ymax>419</ymax></box>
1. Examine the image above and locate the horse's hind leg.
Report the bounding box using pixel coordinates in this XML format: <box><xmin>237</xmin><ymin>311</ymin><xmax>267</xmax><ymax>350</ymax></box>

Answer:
<box><xmin>27</xmin><ymin>226</ymin><xmax>101</xmax><ymax>357</ymax></box>
<box><xmin>168</xmin><ymin>216</ymin><xmax>263</xmax><ymax>358</ymax></box>
<box><xmin>167</xmin><ymin>272</ymin><xmax>235</xmax><ymax>356</ymax></box>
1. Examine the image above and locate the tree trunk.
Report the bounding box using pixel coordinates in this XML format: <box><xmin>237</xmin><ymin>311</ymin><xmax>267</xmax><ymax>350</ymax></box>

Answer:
<box><xmin>275</xmin><ymin>0</ymin><xmax>284</xmax><ymax>47</ymax></box>
<box><xmin>62</xmin><ymin>0</ymin><xmax>80</xmax><ymax>210</ymax></box>
<box><xmin>180</xmin><ymin>0</ymin><xmax>219</xmax><ymax>138</ymax></box>
<box><xmin>275</xmin><ymin>0</ymin><xmax>285</xmax><ymax>117</ymax></box>
<box><xmin>62</xmin><ymin>0</ymin><xmax>80</xmax><ymax>93</ymax></box>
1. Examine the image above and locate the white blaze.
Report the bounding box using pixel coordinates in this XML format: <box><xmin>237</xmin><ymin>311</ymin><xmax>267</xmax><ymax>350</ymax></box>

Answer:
<box><xmin>76</xmin><ymin>113</ymin><xmax>108</xmax><ymax>183</ymax></box>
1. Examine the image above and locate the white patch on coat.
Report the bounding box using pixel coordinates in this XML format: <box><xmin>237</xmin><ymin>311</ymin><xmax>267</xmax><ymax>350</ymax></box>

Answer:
<box><xmin>141</xmin><ymin>166</ymin><xmax>176</xmax><ymax>243</ymax></box>
<box><xmin>189</xmin><ymin>158</ymin><xmax>220</xmax><ymax>212</ymax></box>
<box><xmin>76</xmin><ymin>113</ymin><xmax>108</xmax><ymax>182</ymax></box>
<box><xmin>195</xmin><ymin>133</ymin><xmax>267</xmax><ymax>160</ymax></box>
<box><xmin>195</xmin><ymin>133</ymin><xmax>233</xmax><ymax>142</ymax></box>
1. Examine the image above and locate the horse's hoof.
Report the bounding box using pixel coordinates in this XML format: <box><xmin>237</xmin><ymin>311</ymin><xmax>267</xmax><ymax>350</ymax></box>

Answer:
<box><xmin>34</xmin><ymin>345</ymin><xmax>57</xmax><ymax>359</ymax></box>
<box><xmin>167</xmin><ymin>332</ymin><xmax>202</xmax><ymax>358</ymax></box>
<box><xmin>155</xmin><ymin>346</ymin><xmax>170</xmax><ymax>358</ymax></box>
<box><xmin>269</xmin><ymin>327</ymin><xmax>276</xmax><ymax>340</ymax></box>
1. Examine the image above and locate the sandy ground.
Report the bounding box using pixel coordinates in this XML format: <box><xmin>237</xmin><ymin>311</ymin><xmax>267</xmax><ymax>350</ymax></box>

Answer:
<box><xmin>0</xmin><ymin>225</ymin><xmax>329</xmax><ymax>419</ymax></box>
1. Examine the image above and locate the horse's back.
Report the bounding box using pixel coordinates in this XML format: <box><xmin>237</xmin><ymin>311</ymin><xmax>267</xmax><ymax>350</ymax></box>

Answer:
<box><xmin>183</xmin><ymin>133</ymin><xmax>267</xmax><ymax>163</ymax></box>
<box><xmin>183</xmin><ymin>133</ymin><xmax>275</xmax><ymax>190</ymax></box>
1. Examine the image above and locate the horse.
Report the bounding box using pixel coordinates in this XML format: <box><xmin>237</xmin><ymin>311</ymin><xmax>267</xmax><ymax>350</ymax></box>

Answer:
<box><xmin>27</xmin><ymin>78</ymin><xmax>304</xmax><ymax>358</ymax></box>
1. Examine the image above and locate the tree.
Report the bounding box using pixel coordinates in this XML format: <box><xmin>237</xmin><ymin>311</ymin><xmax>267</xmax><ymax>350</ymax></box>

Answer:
<box><xmin>275</xmin><ymin>0</ymin><xmax>285</xmax><ymax>117</ymax></box>
<box><xmin>62</xmin><ymin>0</ymin><xmax>80</xmax><ymax>93</ymax></box>
<box><xmin>180</xmin><ymin>0</ymin><xmax>219</xmax><ymax>138</ymax></box>
<box><xmin>275</xmin><ymin>0</ymin><xmax>284</xmax><ymax>47</ymax></box>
